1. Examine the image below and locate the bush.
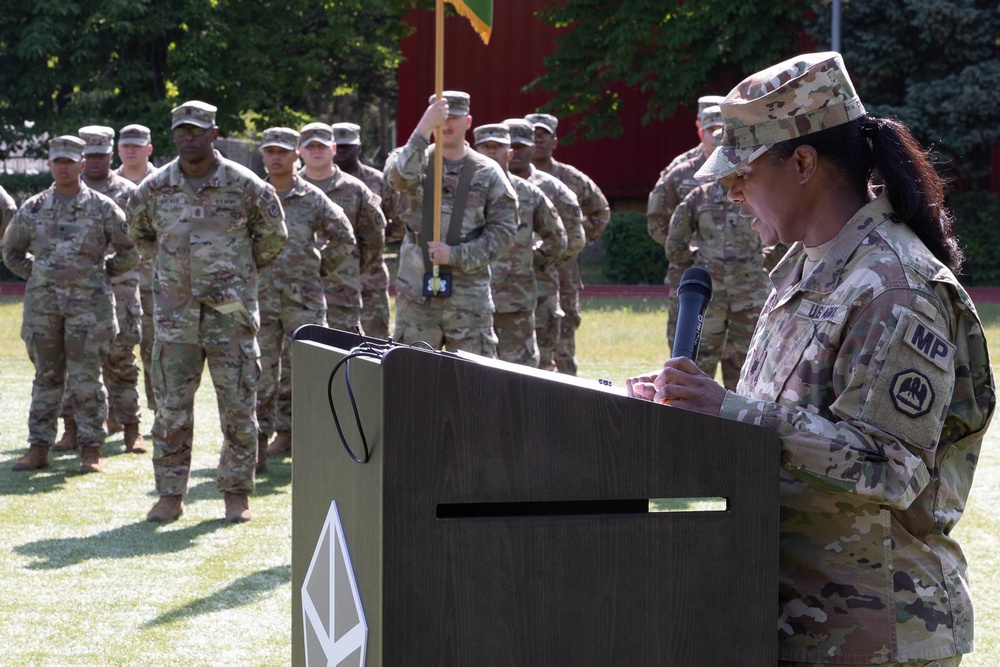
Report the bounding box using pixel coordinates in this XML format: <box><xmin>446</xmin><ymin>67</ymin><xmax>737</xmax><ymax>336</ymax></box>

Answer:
<box><xmin>601</xmin><ymin>210</ymin><xmax>668</xmax><ymax>284</ymax></box>
<box><xmin>951</xmin><ymin>190</ymin><xmax>1000</xmax><ymax>287</ymax></box>
<box><xmin>0</xmin><ymin>172</ymin><xmax>53</xmax><ymax>206</ymax></box>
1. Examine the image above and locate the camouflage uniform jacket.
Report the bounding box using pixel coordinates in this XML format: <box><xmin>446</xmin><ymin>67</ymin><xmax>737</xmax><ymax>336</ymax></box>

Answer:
<box><xmin>527</xmin><ymin>164</ymin><xmax>584</xmax><ymax>264</ymax></box>
<box><xmin>536</xmin><ymin>158</ymin><xmax>609</xmax><ymax>244</ymax></box>
<box><xmin>646</xmin><ymin>151</ymin><xmax>706</xmax><ymax>246</ymax></box>
<box><xmin>0</xmin><ymin>184</ymin><xmax>16</xmax><ymax>266</ymax></box>
<box><xmin>491</xmin><ymin>174</ymin><xmax>566</xmax><ymax>314</ymax></box>
<box><xmin>349</xmin><ymin>161</ymin><xmax>399</xmax><ymax>234</ymax></box>
<box><xmin>666</xmin><ymin>180</ymin><xmax>771</xmax><ymax>313</ymax></box>
<box><xmin>384</xmin><ymin>132</ymin><xmax>518</xmax><ymax>304</ymax></box>
<box><xmin>85</xmin><ymin>173</ymin><xmax>142</xmax><ymax>289</ymax></box>
<box><xmin>262</xmin><ymin>174</ymin><xmax>356</xmax><ymax>313</ymax></box>
<box><xmin>2</xmin><ymin>183</ymin><xmax>138</xmax><ymax>323</ymax></box>
<box><xmin>300</xmin><ymin>166</ymin><xmax>385</xmax><ymax>308</ymax></box>
<box><xmin>661</xmin><ymin>143</ymin><xmax>701</xmax><ymax>177</ymax></box>
<box><xmin>721</xmin><ymin>197</ymin><xmax>995</xmax><ymax>662</ymax></box>
<box><xmin>127</xmin><ymin>150</ymin><xmax>287</xmax><ymax>342</ymax></box>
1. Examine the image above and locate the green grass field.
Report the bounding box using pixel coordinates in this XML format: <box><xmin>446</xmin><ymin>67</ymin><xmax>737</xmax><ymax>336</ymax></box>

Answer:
<box><xmin>1</xmin><ymin>294</ymin><xmax>998</xmax><ymax>665</ymax></box>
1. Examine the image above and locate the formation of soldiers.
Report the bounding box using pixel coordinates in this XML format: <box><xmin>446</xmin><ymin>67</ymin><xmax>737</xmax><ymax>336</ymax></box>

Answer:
<box><xmin>0</xmin><ymin>92</ymin><xmax>619</xmax><ymax>524</ymax></box>
<box><xmin>0</xmin><ymin>89</ymin><xmax>780</xmax><ymax>523</ymax></box>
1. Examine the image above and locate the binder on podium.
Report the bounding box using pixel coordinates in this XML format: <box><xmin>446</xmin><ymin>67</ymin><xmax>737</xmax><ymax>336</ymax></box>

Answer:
<box><xmin>291</xmin><ymin>326</ymin><xmax>779</xmax><ymax>667</ymax></box>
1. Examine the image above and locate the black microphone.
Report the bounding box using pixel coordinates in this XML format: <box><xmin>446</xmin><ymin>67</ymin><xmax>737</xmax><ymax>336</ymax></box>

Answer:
<box><xmin>672</xmin><ymin>267</ymin><xmax>713</xmax><ymax>361</ymax></box>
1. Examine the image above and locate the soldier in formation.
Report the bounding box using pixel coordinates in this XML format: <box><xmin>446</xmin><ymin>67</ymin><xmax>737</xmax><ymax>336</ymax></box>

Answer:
<box><xmin>4</xmin><ymin>136</ymin><xmax>138</xmax><ymax>474</ymax></box>
<box><xmin>128</xmin><ymin>100</ymin><xmax>287</xmax><ymax>524</ymax></box>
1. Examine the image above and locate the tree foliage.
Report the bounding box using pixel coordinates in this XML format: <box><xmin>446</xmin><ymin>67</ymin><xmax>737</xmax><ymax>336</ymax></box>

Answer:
<box><xmin>527</xmin><ymin>0</ymin><xmax>810</xmax><ymax>144</ymax></box>
<box><xmin>0</xmin><ymin>0</ymin><xmax>412</xmax><ymax>160</ymax></box>
<box><xmin>805</xmin><ymin>0</ymin><xmax>1000</xmax><ymax>189</ymax></box>
<box><xmin>529</xmin><ymin>0</ymin><xmax>999</xmax><ymax>190</ymax></box>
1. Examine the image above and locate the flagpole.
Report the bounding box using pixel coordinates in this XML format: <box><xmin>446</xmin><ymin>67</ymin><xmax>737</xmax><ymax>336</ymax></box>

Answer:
<box><xmin>431</xmin><ymin>0</ymin><xmax>445</xmax><ymax>293</ymax></box>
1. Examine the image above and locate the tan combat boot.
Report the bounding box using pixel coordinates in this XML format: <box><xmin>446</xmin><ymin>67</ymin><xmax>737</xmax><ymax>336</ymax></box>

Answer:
<box><xmin>79</xmin><ymin>446</ymin><xmax>104</xmax><ymax>474</ymax></box>
<box><xmin>52</xmin><ymin>417</ymin><xmax>78</xmax><ymax>452</ymax></box>
<box><xmin>147</xmin><ymin>495</ymin><xmax>184</xmax><ymax>522</ymax></box>
<box><xmin>123</xmin><ymin>423</ymin><xmax>148</xmax><ymax>454</ymax></box>
<box><xmin>266</xmin><ymin>430</ymin><xmax>292</xmax><ymax>457</ymax></box>
<box><xmin>106</xmin><ymin>415</ymin><xmax>123</xmax><ymax>436</ymax></box>
<box><xmin>12</xmin><ymin>445</ymin><xmax>50</xmax><ymax>472</ymax></box>
<box><xmin>224</xmin><ymin>493</ymin><xmax>252</xmax><ymax>523</ymax></box>
<box><xmin>255</xmin><ymin>433</ymin><xmax>269</xmax><ymax>474</ymax></box>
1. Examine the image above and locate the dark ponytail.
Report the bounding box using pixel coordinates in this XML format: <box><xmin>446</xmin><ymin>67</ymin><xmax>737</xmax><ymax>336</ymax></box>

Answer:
<box><xmin>770</xmin><ymin>117</ymin><xmax>963</xmax><ymax>273</ymax></box>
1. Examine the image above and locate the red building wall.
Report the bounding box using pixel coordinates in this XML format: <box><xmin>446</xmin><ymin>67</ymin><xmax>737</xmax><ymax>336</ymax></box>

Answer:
<box><xmin>397</xmin><ymin>2</ymin><xmax>708</xmax><ymax>205</ymax></box>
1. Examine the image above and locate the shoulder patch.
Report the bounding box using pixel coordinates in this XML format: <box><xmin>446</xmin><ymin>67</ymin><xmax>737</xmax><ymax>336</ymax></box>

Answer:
<box><xmin>904</xmin><ymin>317</ymin><xmax>954</xmax><ymax>372</ymax></box>
<box><xmin>890</xmin><ymin>369</ymin><xmax>935</xmax><ymax>417</ymax></box>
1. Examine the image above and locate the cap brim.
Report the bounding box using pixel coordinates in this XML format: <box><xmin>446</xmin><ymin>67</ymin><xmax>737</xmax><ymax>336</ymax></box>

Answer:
<box><xmin>300</xmin><ymin>137</ymin><xmax>333</xmax><ymax>147</ymax></box>
<box><xmin>531</xmin><ymin>123</ymin><xmax>555</xmax><ymax>134</ymax></box>
<box><xmin>510</xmin><ymin>138</ymin><xmax>534</xmax><ymax>146</ymax></box>
<box><xmin>335</xmin><ymin>139</ymin><xmax>361</xmax><ymax>146</ymax></box>
<box><xmin>119</xmin><ymin>139</ymin><xmax>149</xmax><ymax>146</ymax></box>
<box><xmin>82</xmin><ymin>147</ymin><xmax>113</xmax><ymax>155</ymax></box>
<box><xmin>260</xmin><ymin>141</ymin><xmax>298</xmax><ymax>151</ymax></box>
<box><xmin>171</xmin><ymin>117</ymin><xmax>214</xmax><ymax>130</ymax></box>
<box><xmin>694</xmin><ymin>143</ymin><xmax>771</xmax><ymax>181</ymax></box>
<box><xmin>50</xmin><ymin>152</ymin><xmax>82</xmax><ymax>162</ymax></box>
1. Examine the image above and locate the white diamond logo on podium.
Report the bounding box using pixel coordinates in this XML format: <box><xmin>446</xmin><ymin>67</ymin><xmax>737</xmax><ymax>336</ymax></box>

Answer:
<box><xmin>302</xmin><ymin>501</ymin><xmax>367</xmax><ymax>667</ymax></box>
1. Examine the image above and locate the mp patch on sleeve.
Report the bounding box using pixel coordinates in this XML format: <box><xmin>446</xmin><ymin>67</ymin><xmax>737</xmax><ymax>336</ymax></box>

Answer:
<box><xmin>890</xmin><ymin>369</ymin><xmax>935</xmax><ymax>417</ymax></box>
<box><xmin>904</xmin><ymin>317</ymin><xmax>954</xmax><ymax>372</ymax></box>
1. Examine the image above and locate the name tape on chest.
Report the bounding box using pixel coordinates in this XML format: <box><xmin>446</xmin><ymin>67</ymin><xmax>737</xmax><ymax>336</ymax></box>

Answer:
<box><xmin>904</xmin><ymin>317</ymin><xmax>954</xmax><ymax>372</ymax></box>
<box><xmin>796</xmin><ymin>300</ymin><xmax>847</xmax><ymax>324</ymax></box>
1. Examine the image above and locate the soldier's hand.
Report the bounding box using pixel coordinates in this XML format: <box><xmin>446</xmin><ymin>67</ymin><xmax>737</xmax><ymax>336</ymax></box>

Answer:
<box><xmin>427</xmin><ymin>240</ymin><xmax>451</xmax><ymax>265</ymax></box>
<box><xmin>416</xmin><ymin>99</ymin><xmax>450</xmax><ymax>141</ymax></box>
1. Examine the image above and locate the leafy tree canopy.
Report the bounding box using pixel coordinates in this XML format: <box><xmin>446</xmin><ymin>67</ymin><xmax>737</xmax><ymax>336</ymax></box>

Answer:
<box><xmin>530</xmin><ymin>0</ymin><xmax>1000</xmax><ymax>188</ymax></box>
<box><xmin>0</xmin><ymin>0</ymin><xmax>412</xmax><ymax>160</ymax></box>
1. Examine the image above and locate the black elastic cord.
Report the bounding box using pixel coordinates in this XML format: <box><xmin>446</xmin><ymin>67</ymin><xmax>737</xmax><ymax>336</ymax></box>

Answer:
<box><xmin>327</xmin><ymin>343</ymin><xmax>385</xmax><ymax>463</ymax></box>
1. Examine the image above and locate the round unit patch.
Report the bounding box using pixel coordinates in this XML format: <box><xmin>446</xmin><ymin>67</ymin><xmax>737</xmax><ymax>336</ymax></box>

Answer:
<box><xmin>890</xmin><ymin>369</ymin><xmax>935</xmax><ymax>418</ymax></box>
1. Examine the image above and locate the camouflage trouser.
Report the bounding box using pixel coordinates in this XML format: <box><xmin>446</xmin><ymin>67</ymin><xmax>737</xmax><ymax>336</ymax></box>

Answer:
<box><xmin>494</xmin><ymin>310</ymin><xmax>540</xmax><ymax>367</ymax></box>
<box><xmin>394</xmin><ymin>293</ymin><xmax>498</xmax><ymax>357</ymax></box>
<box><xmin>149</xmin><ymin>305</ymin><xmax>259</xmax><ymax>497</ymax></box>
<box><xmin>326</xmin><ymin>303</ymin><xmax>362</xmax><ymax>335</ymax></box>
<box><xmin>779</xmin><ymin>658</ymin><xmax>961</xmax><ymax>667</ymax></box>
<box><xmin>22</xmin><ymin>306</ymin><xmax>113</xmax><ymax>449</ymax></box>
<box><xmin>360</xmin><ymin>261</ymin><xmax>391</xmax><ymax>340</ymax></box>
<box><xmin>104</xmin><ymin>279</ymin><xmax>142</xmax><ymax>425</ymax></box>
<box><xmin>534</xmin><ymin>268</ymin><xmax>562</xmax><ymax>372</ymax></box>
<box><xmin>257</xmin><ymin>303</ymin><xmax>326</xmax><ymax>437</ymax></box>
<box><xmin>139</xmin><ymin>288</ymin><xmax>156</xmax><ymax>411</ymax></box>
<box><xmin>556</xmin><ymin>258</ymin><xmax>582</xmax><ymax>376</ymax></box>
<box><xmin>691</xmin><ymin>288</ymin><xmax>761</xmax><ymax>390</ymax></box>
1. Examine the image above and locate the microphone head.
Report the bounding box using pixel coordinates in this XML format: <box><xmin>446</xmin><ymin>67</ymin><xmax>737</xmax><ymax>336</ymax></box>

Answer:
<box><xmin>677</xmin><ymin>267</ymin><xmax>712</xmax><ymax>300</ymax></box>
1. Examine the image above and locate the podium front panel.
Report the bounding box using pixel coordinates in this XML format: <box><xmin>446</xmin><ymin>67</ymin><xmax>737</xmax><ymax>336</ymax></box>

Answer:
<box><xmin>292</xmin><ymin>329</ymin><xmax>779</xmax><ymax>666</ymax></box>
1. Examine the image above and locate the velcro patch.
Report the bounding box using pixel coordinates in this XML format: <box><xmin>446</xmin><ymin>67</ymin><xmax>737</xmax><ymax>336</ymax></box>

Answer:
<box><xmin>904</xmin><ymin>317</ymin><xmax>954</xmax><ymax>372</ymax></box>
<box><xmin>796</xmin><ymin>300</ymin><xmax>847</xmax><ymax>324</ymax></box>
<box><xmin>890</xmin><ymin>369</ymin><xmax>934</xmax><ymax>417</ymax></box>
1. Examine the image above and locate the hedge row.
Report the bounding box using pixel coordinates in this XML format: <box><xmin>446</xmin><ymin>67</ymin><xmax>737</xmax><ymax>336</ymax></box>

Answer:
<box><xmin>600</xmin><ymin>192</ymin><xmax>1000</xmax><ymax>287</ymax></box>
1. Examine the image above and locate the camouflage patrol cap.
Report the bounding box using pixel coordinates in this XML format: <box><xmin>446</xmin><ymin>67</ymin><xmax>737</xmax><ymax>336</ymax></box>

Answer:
<box><xmin>78</xmin><ymin>125</ymin><xmax>115</xmax><ymax>154</ymax></box>
<box><xmin>699</xmin><ymin>105</ymin><xmax>724</xmax><ymax>130</ymax></box>
<box><xmin>525</xmin><ymin>113</ymin><xmax>558</xmax><ymax>135</ymax></box>
<box><xmin>696</xmin><ymin>95</ymin><xmax>725</xmax><ymax>114</ymax></box>
<box><xmin>696</xmin><ymin>51</ymin><xmax>866</xmax><ymax>181</ymax></box>
<box><xmin>119</xmin><ymin>124</ymin><xmax>151</xmax><ymax>146</ymax></box>
<box><xmin>331</xmin><ymin>122</ymin><xmax>361</xmax><ymax>145</ymax></box>
<box><xmin>473</xmin><ymin>123</ymin><xmax>510</xmax><ymax>146</ymax></box>
<box><xmin>503</xmin><ymin>118</ymin><xmax>535</xmax><ymax>146</ymax></box>
<box><xmin>49</xmin><ymin>135</ymin><xmax>86</xmax><ymax>162</ymax></box>
<box><xmin>299</xmin><ymin>122</ymin><xmax>334</xmax><ymax>147</ymax></box>
<box><xmin>171</xmin><ymin>100</ymin><xmax>217</xmax><ymax>130</ymax></box>
<box><xmin>260</xmin><ymin>127</ymin><xmax>300</xmax><ymax>151</ymax></box>
<box><xmin>428</xmin><ymin>91</ymin><xmax>471</xmax><ymax>117</ymax></box>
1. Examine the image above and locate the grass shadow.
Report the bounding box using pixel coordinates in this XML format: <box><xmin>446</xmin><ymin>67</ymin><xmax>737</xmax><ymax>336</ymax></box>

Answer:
<box><xmin>142</xmin><ymin>564</ymin><xmax>291</xmax><ymax>629</ymax></box>
<box><xmin>14</xmin><ymin>518</ymin><xmax>226</xmax><ymax>570</ymax></box>
<box><xmin>0</xmin><ymin>464</ymin><xmax>72</xmax><ymax>496</ymax></box>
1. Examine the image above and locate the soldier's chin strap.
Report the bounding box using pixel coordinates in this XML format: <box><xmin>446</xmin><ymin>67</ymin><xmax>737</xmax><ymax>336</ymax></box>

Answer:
<box><xmin>420</xmin><ymin>151</ymin><xmax>476</xmax><ymax>297</ymax></box>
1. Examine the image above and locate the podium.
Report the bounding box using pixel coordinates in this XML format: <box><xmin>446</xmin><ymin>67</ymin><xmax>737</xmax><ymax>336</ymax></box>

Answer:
<box><xmin>291</xmin><ymin>326</ymin><xmax>779</xmax><ymax>666</ymax></box>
